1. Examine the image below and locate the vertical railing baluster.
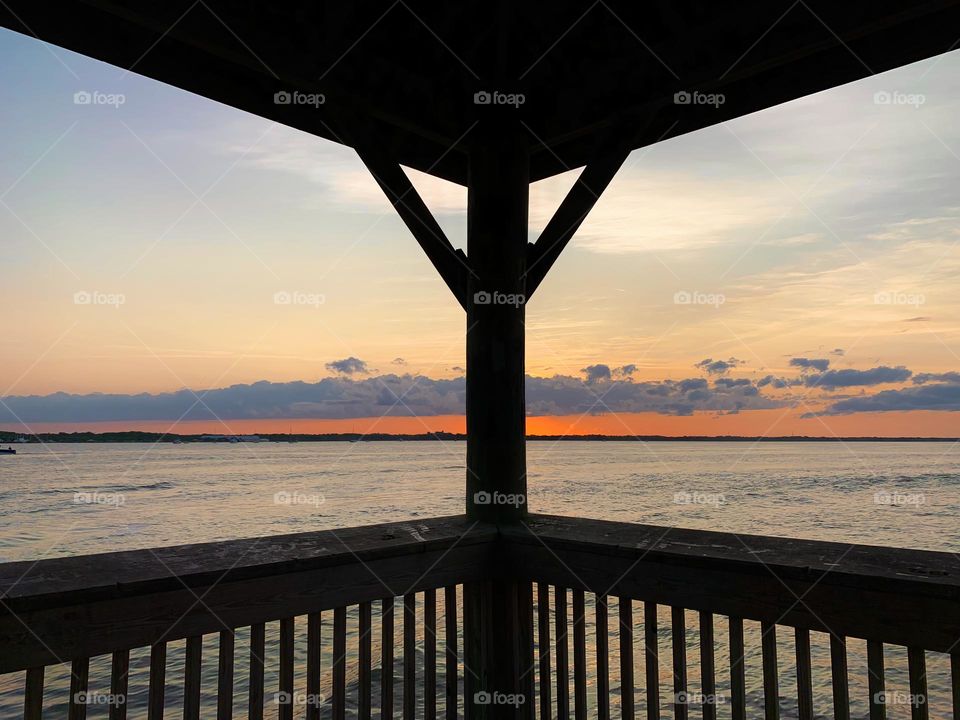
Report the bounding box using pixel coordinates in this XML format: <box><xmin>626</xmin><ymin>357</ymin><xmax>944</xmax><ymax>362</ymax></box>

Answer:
<box><xmin>729</xmin><ymin>618</ymin><xmax>746</xmax><ymax>720</ymax></box>
<box><xmin>279</xmin><ymin>618</ymin><xmax>294</xmax><ymax>720</ymax></box>
<box><xmin>538</xmin><ymin>583</ymin><xmax>553</xmax><ymax>720</ymax></box>
<box><xmin>249</xmin><ymin>624</ymin><xmax>265</xmax><ymax>720</ymax></box>
<box><xmin>597</xmin><ymin>594</ymin><xmax>610</xmax><ymax>720</ymax></box>
<box><xmin>866</xmin><ymin>640</ymin><xmax>886</xmax><ymax>720</ymax></box>
<box><xmin>908</xmin><ymin>647</ymin><xmax>929</xmax><ymax>720</ymax></box>
<box><xmin>110</xmin><ymin>649</ymin><xmax>130</xmax><ymax>720</ymax></box>
<box><xmin>951</xmin><ymin>652</ymin><xmax>959</xmax><ymax>720</ymax></box>
<box><xmin>572</xmin><ymin>589</ymin><xmax>587</xmax><ymax>720</ymax></box>
<box><xmin>555</xmin><ymin>587</ymin><xmax>570</xmax><ymax>720</ymax></box>
<box><xmin>444</xmin><ymin>587</ymin><xmax>457</xmax><ymax>720</ymax></box>
<box><xmin>620</xmin><ymin>598</ymin><xmax>635</xmax><ymax>720</ymax></box>
<box><xmin>24</xmin><ymin>666</ymin><xmax>44</xmax><ymax>720</ymax></box>
<box><xmin>217</xmin><ymin>630</ymin><xmax>235</xmax><ymax>720</ymax></box>
<box><xmin>307</xmin><ymin>613</ymin><xmax>322</xmax><ymax>720</ymax></box>
<box><xmin>382</xmin><ymin>598</ymin><xmax>395</xmax><ymax>720</ymax></box>
<box><xmin>69</xmin><ymin>657</ymin><xmax>90</xmax><ymax>720</ymax></box>
<box><xmin>699</xmin><ymin>612</ymin><xmax>715</xmax><ymax>720</ymax></box>
<box><xmin>830</xmin><ymin>635</ymin><xmax>850</xmax><ymax>720</ymax></box>
<box><xmin>360</xmin><ymin>602</ymin><xmax>373</xmax><ymax>720</ymax></box>
<box><xmin>148</xmin><ymin>642</ymin><xmax>167</xmax><ymax>720</ymax></box>
<box><xmin>403</xmin><ymin>594</ymin><xmax>416</xmax><ymax>720</ymax></box>
<box><xmin>644</xmin><ymin>602</ymin><xmax>660</xmax><ymax>720</ymax></box>
<box><xmin>463</xmin><ymin>586</ymin><xmax>476</xmax><ymax>720</ymax></box>
<box><xmin>334</xmin><ymin>606</ymin><xmax>347</xmax><ymax>720</ymax></box>
<box><xmin>184</xmin><ymin>635</ymin><xmax>202</xmax><ymax>720</ymax></box>
<box><xmin>761</xmin><ymin>622</ymin><xmax>779</xmax><ymax>720</ymax></box>
<box><xmin>672</xmin><ymin>607</ymin><xmax>688</xmax><ymax>720</ymax></box>
<box><xmin>425</xmin><ymin>590</ymin><xmax>437</xmax><ymax>720</ymax></box>
<box><xmin>795</xmin><ymin>629</ymin><xmax>813</xmax><ymax>720</ymax></box>
<box><xmin>519</xmin><ymin>581</ymin><xmax>536</xmax><ymax>720</ymax></box>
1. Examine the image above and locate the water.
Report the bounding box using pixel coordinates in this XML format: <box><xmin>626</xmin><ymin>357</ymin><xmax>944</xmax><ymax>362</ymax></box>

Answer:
<box><xmin>1</xmin><ymin>441</ymin><xmax>958</xmax><ymax>718</ymax></box>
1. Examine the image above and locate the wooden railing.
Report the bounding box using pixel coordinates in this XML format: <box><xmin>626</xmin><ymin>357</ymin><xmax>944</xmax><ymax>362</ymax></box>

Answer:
<box><xmin>0</xmin><ymin>517</ymin><xmax>492</xmax><ymax>719</ymax></box>
<box><xmin>510</xmin><ymin>516</ymin><xmax>960</xmax><ymax>720</ymax></box>
<box><xmin>2</xmin><ymin>514</ymin><xmax>959</xmax><ymax>718</ymax></box>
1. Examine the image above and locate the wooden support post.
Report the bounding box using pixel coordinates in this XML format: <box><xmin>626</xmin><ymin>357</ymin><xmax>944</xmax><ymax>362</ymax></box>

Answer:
<box><xmin>464</xmin><ymin>121</ymin><xmax>533</xmax><ymax>719</ymax></box>
<box><xmin>465</xmin><ymin>122</ymin><xmax>529</xmax><ymax>523</ymax></box>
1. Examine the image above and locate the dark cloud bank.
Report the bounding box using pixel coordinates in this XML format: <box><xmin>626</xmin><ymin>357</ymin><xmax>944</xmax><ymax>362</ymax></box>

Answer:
<box><xmin>3</xmin><ymin>356</ymin><xmax>959</xmax><ymax>423</ymax></box>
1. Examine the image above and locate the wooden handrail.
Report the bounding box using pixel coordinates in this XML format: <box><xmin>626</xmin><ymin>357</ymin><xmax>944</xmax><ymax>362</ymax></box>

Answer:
<box><xmin>0</xmin><ymin>515</ymin><xmax>494</xmax><ymax>672</ymax></box>
<box><xmin>2</xmin><ymin>512</ymin><xmax>959</xmax><ymax>673</ymax></box>
<box><xmin>503</xmin><ymin>514</ymin><xmax>960</xmax><ymax>653</ymax></box>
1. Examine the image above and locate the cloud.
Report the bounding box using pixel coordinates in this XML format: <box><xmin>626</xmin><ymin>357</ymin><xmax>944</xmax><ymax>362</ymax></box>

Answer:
<box><xmin>695</xmin><ymin>358</ymin><xmax>743</xmax><ymax>375</ymax></box>
<box><xmin>913</xmin><ymin>372</ymin><xmax>960</xmax><ymax>384</ymax></box>
<box><xmin>790</xmin><ymin>357</ymin><xmax>830</xmax><ymax>372</ymax></box>
<box><xmin>812</xmin><ymin>382</ymin><xmax>960</xmax><ymax>415</ymax></box>
<box><xmin>392</xmin><ymin>357</ymin><xmax>407</xmax><ymax>366</ymax></box>
<box><xmin>581</xmin><ymin>364</ymin><xmax>612</xmax><ymax>384</ymax></box>
<box><xmin>613</xmin><ymin>364</ymin><xmax>637</xmax><ymax>378</ymax></box>
<box><xmin>830</xmin><ymin>349</ymin><xmax>845</xmax><ymax>356</ymax></box>
<box><xmin>805</xmin><ymin>366</ymin><xmax>912</xmax><ymax>389</ymax></box>
<box><xmin>3</xmin><ymin>362</ymin><xmax>956</xmax><ymax>424</ymax></box>
<box><xmin>758</xmin><ymin>375</ymin><xmax>792</xmax><ymax>389</ymax></box>
<box><xmin>526</xmin><ymin>374</ymin><xmax>779</xmax><ymax>416</ymax></box>
<box><xmin>325</xmin><ymin>357</ymin><xmax>369</xmax><ymax>375</ymax></box>
<box><xmin>0</xmin><ymin>371</ymin><xmax>784</xmax><ymax>423</ymax></box>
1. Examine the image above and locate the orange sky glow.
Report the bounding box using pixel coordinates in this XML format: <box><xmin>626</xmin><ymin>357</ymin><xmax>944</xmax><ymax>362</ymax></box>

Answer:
<box><xmin>6</xmin><ymin>410</ymin><xmax>960</xmax><ymax>438</ymax></box>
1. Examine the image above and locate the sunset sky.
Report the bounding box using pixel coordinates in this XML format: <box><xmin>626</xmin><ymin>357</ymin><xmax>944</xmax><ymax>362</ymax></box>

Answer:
<box><xmin>3</xmin><ymin>28</ymin><xmax>960</xmax><ymax>436</ymax></box>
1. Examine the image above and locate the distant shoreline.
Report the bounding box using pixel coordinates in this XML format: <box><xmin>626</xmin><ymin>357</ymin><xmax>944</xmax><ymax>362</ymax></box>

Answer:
<box><xmin>2</xmin><ymin>431</ymin><xmax>958</xmax><ymax>443</ymax></box>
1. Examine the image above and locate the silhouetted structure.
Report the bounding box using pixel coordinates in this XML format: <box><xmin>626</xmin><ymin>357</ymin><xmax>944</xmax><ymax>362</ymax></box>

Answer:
<box><xmin>2</xmin><ymin>3</ymin><xmax>960</xmax><ymax>718</ymax></box>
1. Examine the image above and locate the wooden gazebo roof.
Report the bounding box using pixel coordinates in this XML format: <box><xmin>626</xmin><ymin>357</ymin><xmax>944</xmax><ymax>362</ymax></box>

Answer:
<box><xmin>2</xmin><ymin>1</ymin><xmax>959</xmax><ymax>183</ymax></box>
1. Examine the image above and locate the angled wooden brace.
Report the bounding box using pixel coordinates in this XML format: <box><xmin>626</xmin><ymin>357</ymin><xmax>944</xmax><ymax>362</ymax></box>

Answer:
<box><xmin>524</xmin><ymin>135</ymin><xmax>633</xmax><ymax>297</ymax></box>
<box><xmin>354</xmin><ymin>144</ymin><xmax>472</xmax><ymax>311</ymax></box>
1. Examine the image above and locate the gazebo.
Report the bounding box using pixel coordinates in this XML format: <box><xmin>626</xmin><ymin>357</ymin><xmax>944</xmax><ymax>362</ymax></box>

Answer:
<box><xmin>2</xmin><ymin>2</ymin><xmax>960</xmax><ymax>719</ymax></box>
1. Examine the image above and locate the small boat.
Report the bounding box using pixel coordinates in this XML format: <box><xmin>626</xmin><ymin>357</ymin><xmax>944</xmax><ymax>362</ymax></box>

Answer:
<box><xmin>0</xmin><ymin>447</ymin><xmax>16</xmax><ymax>455</ymax></box>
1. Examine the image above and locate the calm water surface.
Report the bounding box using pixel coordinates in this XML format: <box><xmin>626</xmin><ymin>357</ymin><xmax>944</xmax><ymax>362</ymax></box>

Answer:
<box><xmin>1</xmin><ymin>441</ymin><xmax>958</xmax><ymax>718</ymax></box>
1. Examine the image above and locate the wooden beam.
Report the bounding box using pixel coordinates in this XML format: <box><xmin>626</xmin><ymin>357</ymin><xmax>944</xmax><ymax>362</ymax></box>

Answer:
<box><xmin>524</xmin><ymin>140</ymin><xmax>630</xmax><ymax>297</ymax></box>
<box><xmin>356</xmin><ymin>144</ymin><xmax>472</xmax><ymax>310</ymax></box>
